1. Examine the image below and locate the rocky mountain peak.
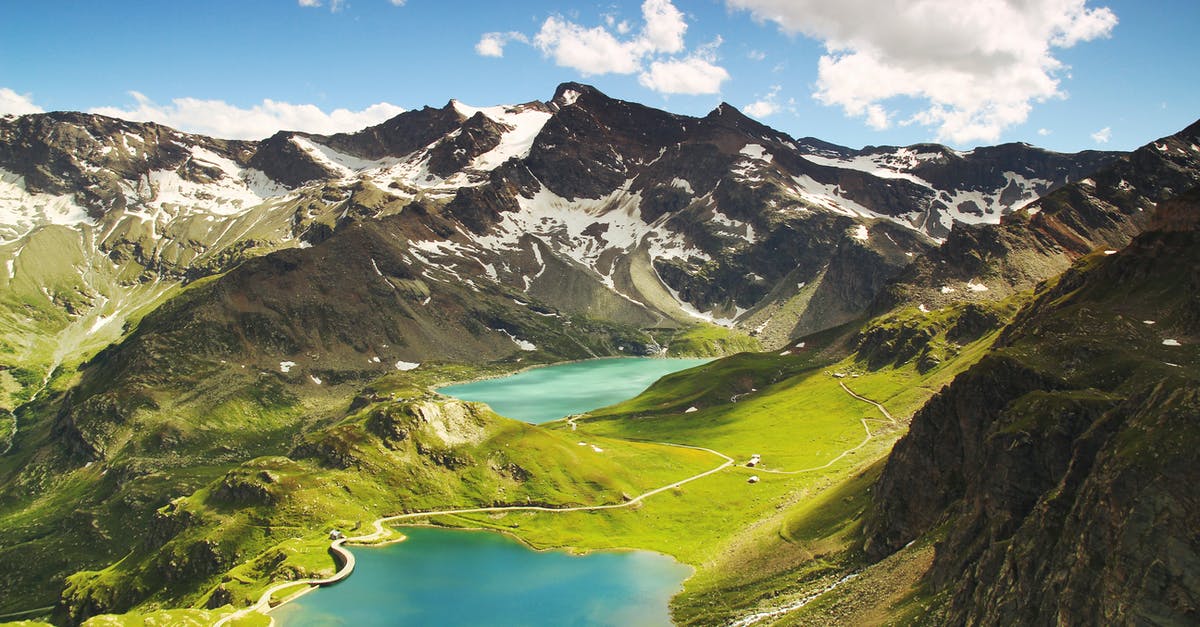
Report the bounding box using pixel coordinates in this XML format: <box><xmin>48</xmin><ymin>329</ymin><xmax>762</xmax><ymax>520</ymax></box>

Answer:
<box><xmin>551</xmin><ymin>81</ymin><xmax>603</xmax><ymax>108</ymax></box>
<box><xmin>700</xmin><ymin>102</ymin><xmax>778</xmax><ymax>139</ymax></box>
<box><xmin>707</xmin><ymin>102</ymin><xmax>738</xmax><ymax>117</ymax></box>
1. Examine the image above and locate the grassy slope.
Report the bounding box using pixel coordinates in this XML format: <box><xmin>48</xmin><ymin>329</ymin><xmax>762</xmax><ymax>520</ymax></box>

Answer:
<box><xmin>0</xmin><ymin>251</ymin><xmax>712</xmax><ymax>616</ymax></box>
<box><xmin>660</xmin><ymin>324</ymin><xmax>762</xmax><ymax>357</ymax></box>
<box><xmin>43</xmin><ymin>360</ymin><xmax>717</xmax><ymax>623</ymax></box>
<box><xmin>430</xmin><ymin>301</ymin><xmax>1014</xmax><ymax>626</ymax></box>
<box><xmin>2</xmin><ymin>290</ymin><xmax>1008</xmax><ymax>626</ymax></box>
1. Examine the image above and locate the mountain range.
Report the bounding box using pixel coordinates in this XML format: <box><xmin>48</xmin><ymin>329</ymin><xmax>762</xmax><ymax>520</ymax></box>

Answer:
<box><xmin>0</xmin><ymin>83</ymin><xmax>1197</xmax><ymax>626</ymax></box>
<box><xmin>0</xmin><ymin>83</ymin><xmax>1125</xmax><ymax>395</ymax></box>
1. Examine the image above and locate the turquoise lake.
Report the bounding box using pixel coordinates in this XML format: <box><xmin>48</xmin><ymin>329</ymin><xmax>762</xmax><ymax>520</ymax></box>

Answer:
<box><xmin>436</xmin><ymin>357</ymin><xmax>711</xmax><ymax>423</ymax></box>
<box><xmin>274</xmin><ymin>358</ymin><xmax>710</xmax><ymax>626</ymax></box>
<box><xmin>273</xmin><ymin>526</ymin><xmax>693</xmax><ymax>626</ymax></box>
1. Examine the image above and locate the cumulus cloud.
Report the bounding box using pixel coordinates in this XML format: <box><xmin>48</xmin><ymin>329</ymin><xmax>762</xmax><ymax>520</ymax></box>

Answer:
<box><xmin>637</xmin><ymin>37</ymin><xmax>730</xmax><ymax>95</ymax></box>
<box><xmin>534</xmin><ymin>16</ymin><xmax>644</xmax><ymax>75</ymax></box>
<box><xmin>744</xmin><ymin>85</ymin><xmax>782</xmax><ymax>118</ymax></box>
<box><xmin>1038</xmin><ymin>128</ymin><xmax>1052</xmax><ymax>136</ymax></box>
<box><xmin>639</xmin><ymin>57</ymin><xmax>730</xmax><ymax>95</ymax></box>
<box><xmin>727</xmin><ymin>0</ymin><xmax>1118</xmax><ymax>144</ymax></box>
<box><xmin>476</xmin><ymin>32</ymin><xmax>527</xmax><ymax>58</ymax></box>
<box><xmin>0</xmin><ymin>88</ymin><xmax>44</xmax><ymax>116</ymax></box>
<box><xmin>90</xmin><ymin>92</ymin><xmax>405</xmax><ymax>140</ymax></box>
<box><xmin>864</xmin><ymin>104</ymin><xmax>890</xmax><ymax>130</ymax></box>
<box><xmin>522</xmin><ymin>0</ymin><xmax>728</xmax><ymax>95</ymax></box>
<box><xmin>640</xmin><ymin>0</ymin><xmax>688</xmax><ymax>54</ymax></box>
<box><xmin>1091</xmin><ymin>126</ymin><xmax>1112</xmax><ymax>143</ymax></box>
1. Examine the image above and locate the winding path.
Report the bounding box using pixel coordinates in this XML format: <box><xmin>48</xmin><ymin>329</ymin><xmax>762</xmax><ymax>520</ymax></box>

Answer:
<box><xmin>723</xmin><ymin>380</ymin><xmax>895</xmax><ymax>626</ymax></box>
<box><xmin>213</xmin><ymin>540</ymin><xmax>355</xmax><ymax>627</ymax></box>
<box><xmin>839</xmin><ymin>381</ymin><xmax>895</xmax><ymax>423</ymax></box>
<box><xmin>354</xmin><ymin>443</ymin><xmax>734</xmax><ymax>542</ymax></box>
<box><xmin>212</xmin><ymin>382</ymin><xmax>895</xmax><ymax>627</ymax></box>
<box><xmin>753</xmin><ymin>381</ymin><xmax>895</xmax><ymax>476</ymax></box>
<box><xmin>213</xmin><ymin>443</ymin><xmax>733</xmax><ymax>626</ymax></box>
<box><xmin>0</xmin><ymin>606</ymin><xmax>55</xmax><ymax>621</ymax></box>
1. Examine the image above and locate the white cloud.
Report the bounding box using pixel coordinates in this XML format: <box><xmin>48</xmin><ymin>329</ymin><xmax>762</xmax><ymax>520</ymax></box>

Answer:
<box><xmin>641</xmin><ymin>0</ymin><xmax>688</xmax><ymax>54</ymax></box>
<box><xmin>476</xmin><ymin>32</ymin><xmax>527</xmax><ymax>58</ymax></box>
<box><xmin>1091</xmin><ymin>126</ymin><xmax>1112</xmax><ymax>143</ymax></box>
<box><xmin>534</xmin><ymin>16</ymin><xmax>644</xmax><ymax>75</ymax></box>
<box><xmin>727</xmin><ymin>0</ymin><xmax>1117</xmax><ymax>144</ymax></box>
<box><xmin>298</xmin><ymin>0</ymin><xmax>320</xmax><ymax>6</ymax></box>
<box><xmin>476</xmin><ymin>34</ymin><xmax>505</xmax><ymax>57</ymax></box>
<box><xmin>389</xmin><ymin>0</ymin><xmax>405</xmax><ymax>5</ymax></box>
<box><xmin>1038</xmin><ymin>128</ymin><xmax>1052</xmax><ymax>136</ymax></box>
<box><xmin>864</xmin><ymin>104</ymin><xmax>890</xmax><ymax>130</ymax></box>
<box><xmin>747</xmin><ymin>49</ymin><xmax>767</xmax><ymax>61</ymax></box>
<box><xmin>89</xmin><ymin>92</ymin><xmax>405</xmax><ymax>140</ymax></box>
<box><xmin>0</xmin><ymin>88</ymin><xmax>44</xmax><ymax>116</ymax></box>
<box><xmin>744</xmin><ymin>85</ymin><xmax>782</xmax><ymax>118</ymax></box>
<box><xmin>639</xmin><ymin>56</ymin><xmax>731</xmax><ymax>95</ymax></box>
<box><xmin>523</xmin><ymin>0</ymin><xmax>729</xmax><ymax>95</ymax></box>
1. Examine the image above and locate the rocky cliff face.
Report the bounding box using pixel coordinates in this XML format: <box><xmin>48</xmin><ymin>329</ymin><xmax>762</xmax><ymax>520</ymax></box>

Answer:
<box><xmin>864</xmin><ymin>188</ymin><xmax>1200</xmax><ymax>625</ymax></box>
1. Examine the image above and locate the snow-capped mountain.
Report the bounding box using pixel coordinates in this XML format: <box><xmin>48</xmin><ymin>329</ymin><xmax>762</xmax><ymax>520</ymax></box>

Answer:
<box><xmin>0</xmin><ymin>83</ymin><xmax>1125</xmax><ymax>391</ymax></box>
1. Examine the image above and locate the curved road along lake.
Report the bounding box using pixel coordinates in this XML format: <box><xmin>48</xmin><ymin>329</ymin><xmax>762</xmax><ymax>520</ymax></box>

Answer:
<box><xmin>273</xmin><ymin>527</ymin><xmax>693</xmax><ymax>626</ymax></box>
<box><xmin>437</xmin><ymin>357</ymin><xmax>711</xmax><ymax>423</ymax></box>
<box><xmin>275</xmin><ymin>358</ymin><xmax>710</xmax><ymax>626</ymax></box>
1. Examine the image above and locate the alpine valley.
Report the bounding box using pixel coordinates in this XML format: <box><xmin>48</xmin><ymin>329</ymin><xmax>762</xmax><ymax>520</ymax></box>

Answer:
<box><xmin>0</xmin><ymin>83</ymin><xmax>1197</xmax><ymax>626</ymax></box>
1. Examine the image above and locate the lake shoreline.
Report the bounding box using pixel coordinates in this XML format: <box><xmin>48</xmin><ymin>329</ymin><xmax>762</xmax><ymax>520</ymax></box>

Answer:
<box><xmin>435</xmin><ymin>356</ymin><xmax>712</xmax><ymax>424</ymax></box>
<box><xmin>431</xmin><ymin>352</ymin><xmax>705</xmax><ymax>391</ymax></box>
<box><xmin>271</xmin><ymin>357</ymin><xmax>718</xmax><ymax>626</ymax></box>
<box><xmin>274</xmin><ymin>526</ymin><xmax>693</xmax><ymax>626</ymax></box>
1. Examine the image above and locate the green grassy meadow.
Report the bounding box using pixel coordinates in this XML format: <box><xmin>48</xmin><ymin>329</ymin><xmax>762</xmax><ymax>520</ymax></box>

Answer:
<box><xmin>0</xmin><ymin>296</ymin><xmax>1013</xmax><ymax>626</ymax></box>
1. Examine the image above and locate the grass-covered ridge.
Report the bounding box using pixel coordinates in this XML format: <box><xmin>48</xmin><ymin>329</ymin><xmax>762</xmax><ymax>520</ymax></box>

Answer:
<box><xmin>0</xmin><ymin>264</ymin><xmax>1018</xmax><ymax>626</ymax></box>
<box><xmin>416</xmin><ymin>300</ymin><xmax>1017</xmax><ymax>626</ymax></box>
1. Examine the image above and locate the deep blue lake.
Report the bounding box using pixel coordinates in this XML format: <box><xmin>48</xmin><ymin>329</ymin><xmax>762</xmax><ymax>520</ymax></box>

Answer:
<box><xmin>436</xmin><ymin>357</ymin><xmax>710</xmax><ymax>423</ymax></box>
<box><xmin>272</xmin><ymin>526</ymin><xmax>692</xmax><ymax>626</ymax></box>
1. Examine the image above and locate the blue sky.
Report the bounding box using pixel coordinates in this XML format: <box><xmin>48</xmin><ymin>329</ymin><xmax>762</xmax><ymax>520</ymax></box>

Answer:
<box><xmin>1</xmin><ymin>0</ymin><xmax>1196</xmax><ymax>152</ymax></box>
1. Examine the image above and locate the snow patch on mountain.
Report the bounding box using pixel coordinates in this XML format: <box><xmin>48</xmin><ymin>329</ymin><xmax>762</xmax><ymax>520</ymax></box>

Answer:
<box><xmin>670</xmin><ymin>178</ymin><xmax>694</xmax><ymax>194</ymax></box>
<box><xmin>800</xmin><ymin>152</ymin><xmax>930</xmax><ymax>186</ymax></box>
<box><xmin>451</xmin><ymin>102</ymin><xmax>552</xmax><ymax>171</ymax></box>
<box><xmin>473</xmin><ymin>180</ymin><xmax>694</xmax><ymax>272</ymax></box>
<box><xmin>711</xmin><ymin>209</ymin><xmax>757</xmax><ymax>242</ymax></box>
<box><xmin>0</xmin><ymin>169</ymin><xmax>93</xmax><ymax>243</ymax></box>
<box><xmin>291</xmin><ymin>136</ymin><xmax>391</xmax><ymax>178</ymax></box>
<box><xmin>495</xmin><ymin>328</ymin><xmax>536</xmax><ymax>351</ymax></box>
<box><xmin>557</xmin><ymin>89</ymin><xmax>582</xmax><ymax>107</ymax></box>
<box><xmin>739</xmin><ymin>144</ymin><xmax>773</xmax><ymax>162</ymax></box>
<box><xmin>130</xmin><ymin>164</ymin><xmax>283</xmax><ymax>218</ymax></box>
<box><xmin>190</xmin><ymin>146</ymin><xmax>290</xmax><ymax>200</ymax></box>
<box><xmin>789</xmin><ymin>175</ymin><xmax>876</xmax><ymax>218</ymax></box>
